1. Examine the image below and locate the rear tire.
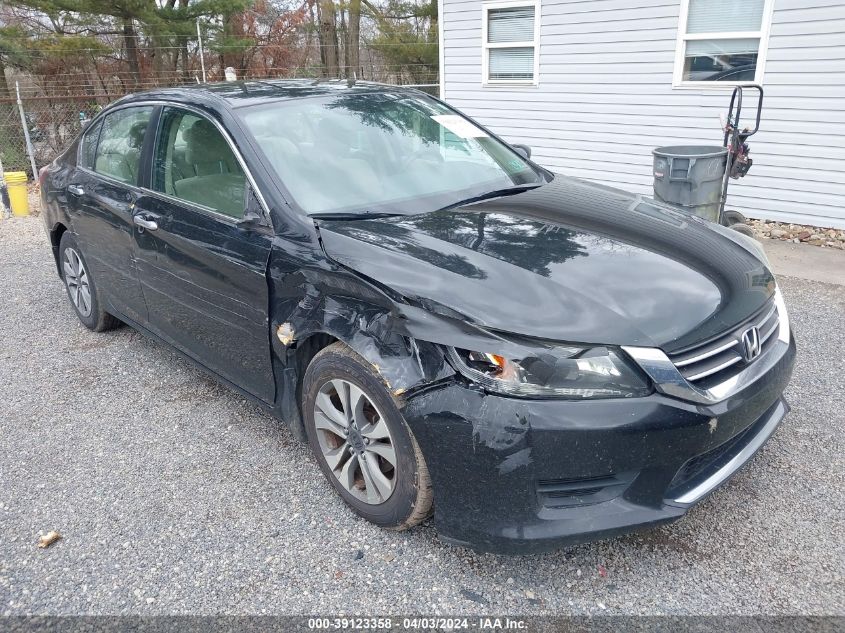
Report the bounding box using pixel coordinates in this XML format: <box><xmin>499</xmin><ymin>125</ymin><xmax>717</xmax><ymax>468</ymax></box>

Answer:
<box><xmin>722</xmin><ymin>209</ymin><xmax>748</xmax><ymax>226</ymax></box>
<box><xmin>302</xmin><ymin>342</ymin><xmax>433</xmax><ymax>530</ymax></box>
<box><xmin>59</xmin><ymin>232</ymin><xmax>121</xmax><ymax>332</ymax></box>
<box><xmin>730</xmin><ymin>223</ymin><xmax>757</xmax><ymax>238</ymax></box>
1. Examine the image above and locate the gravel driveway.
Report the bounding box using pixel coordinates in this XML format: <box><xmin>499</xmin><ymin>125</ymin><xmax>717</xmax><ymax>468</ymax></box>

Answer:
<box><xmin>1</xmin><ymin>216</ymin><xmax>843</xmax><ymax>616</ymax></box>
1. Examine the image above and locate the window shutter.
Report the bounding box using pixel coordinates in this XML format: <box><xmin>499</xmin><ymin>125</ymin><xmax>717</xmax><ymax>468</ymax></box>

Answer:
<box><xmin>488</xmin><ymin>6</ymin><xmax>535</xmax><ymax>43</ymax></box>
<box><xmin>686</xmin><ymin>0</ymin><xmax>765</xmax><ymax>34</ymax></box>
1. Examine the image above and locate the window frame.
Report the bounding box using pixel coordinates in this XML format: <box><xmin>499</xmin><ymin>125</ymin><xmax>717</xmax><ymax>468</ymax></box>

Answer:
<box><xmin>146</xmin><ymin>104</ymin><xmax>271</xmax><ymax>225</ymax></box>
<box><xmin>73</xmin><ymin>101</ymin><xmax>272</xmax><ymax>228</ymax></box>
<box><xmin>78</xmin><ymin>119</ymin><xmax>104</xmax><ymax>171</ymax></box>
<box><xmin>76</xmin><ymin>110</ymin><xmax>148</xmax><ymax>198</ymax></box>
<box><xmin>672</xmin><ymin>0</ymin><xmax>776</xmax><ymax>89</ymax></box>
<box><xmin>481</xmin><ymin>0</ymin><xmax>541</xmax><ymax>87</ymax></box>
<box><xmin>150</xmin><ymin>103</ymin><xmax>252</xmax><ymax>224</ymax></box>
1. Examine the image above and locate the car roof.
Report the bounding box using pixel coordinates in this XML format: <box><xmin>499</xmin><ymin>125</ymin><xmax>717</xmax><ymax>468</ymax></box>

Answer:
<box><xmin>117</xmin><ymin>79</ymin><xmax>422</xmax><ymax>110</ymax></box>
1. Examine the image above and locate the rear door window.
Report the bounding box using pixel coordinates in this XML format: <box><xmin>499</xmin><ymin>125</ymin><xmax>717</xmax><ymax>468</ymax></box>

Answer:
<box><xmin>152</xmin><ymin>108</ymin><xmax>246</xmax><ymax>219</ymax></box>
<box><xmin>93</xmin><ymin>107</ymin><xmax>153</xmax><ymax>185</ymax></box>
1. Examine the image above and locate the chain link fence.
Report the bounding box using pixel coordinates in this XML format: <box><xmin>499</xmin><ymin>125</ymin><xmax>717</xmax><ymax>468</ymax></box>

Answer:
<box><xmin>0</xmin><ymin>98</ymin><xmax>29</xmax><ymax>175</ymax></box>
<box><xmin>1</xmin><ymin>93</ymin><xmax>115</xmax><ymax>178</ymax></box>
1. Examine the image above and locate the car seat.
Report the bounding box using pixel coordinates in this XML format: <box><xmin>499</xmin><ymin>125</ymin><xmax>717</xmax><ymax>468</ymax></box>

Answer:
<box><xmin>174</xmin><ymin>118</ymin><xmax>245</xmax><ymax>216</ymax></box>
<box><xmin>183</xmin><ymin>119</ymin><xmax>240</xmax><ymax>177</ymax></box>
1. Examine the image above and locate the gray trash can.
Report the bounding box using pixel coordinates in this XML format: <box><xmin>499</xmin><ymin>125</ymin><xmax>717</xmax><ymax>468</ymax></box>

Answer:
<box><xmin>652</xmin><ymin>145</ymin><xmax>727</xmax><ymax>222</ymax></box>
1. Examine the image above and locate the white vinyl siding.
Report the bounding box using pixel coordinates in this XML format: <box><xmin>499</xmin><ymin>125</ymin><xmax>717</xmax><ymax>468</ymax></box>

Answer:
<box><xmin>482</xmin><ymin>0</ymin><xmax>541</xmax><ymax>85</ymax></box>
<box><xmin>441</xmin><ymin>0</ymin><xmax>845</xmax><ymax>229</ymax></box>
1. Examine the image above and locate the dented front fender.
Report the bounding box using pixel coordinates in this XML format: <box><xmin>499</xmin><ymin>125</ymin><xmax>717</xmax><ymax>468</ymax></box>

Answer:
<box><xmin>266</xmin><ymin>236</ymin><xmax>477</xmax><ymax>433</ymax></box>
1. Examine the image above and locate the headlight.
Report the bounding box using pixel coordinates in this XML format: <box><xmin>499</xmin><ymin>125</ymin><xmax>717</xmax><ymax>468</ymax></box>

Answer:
<box><xmin>446</xmin><ymin>344</ymin><xmax>651</xmax><ymax>399</ymax></box>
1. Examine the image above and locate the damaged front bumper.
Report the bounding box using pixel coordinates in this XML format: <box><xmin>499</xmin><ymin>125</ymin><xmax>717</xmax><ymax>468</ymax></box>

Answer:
<box><xmin>401</xmin><ymin>335</ymin><xmax>796</xmax><ymax>554</ymax></box>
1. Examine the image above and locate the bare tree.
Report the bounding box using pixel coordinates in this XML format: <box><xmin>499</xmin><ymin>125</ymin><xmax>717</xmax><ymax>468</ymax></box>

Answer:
<box><xmin>317</xmin><ymin>0</ymin><xmax>339</xmax><ymax>77</ymax></box>
<box><xmin>122</xmin><ymin>17</ymin><xmax>141</xmax><ymax>87</ymax></box>
<box><xmin>345</xmin><ymin>0</ymin><xmax>361</xmax><ymax>79</ymax></box>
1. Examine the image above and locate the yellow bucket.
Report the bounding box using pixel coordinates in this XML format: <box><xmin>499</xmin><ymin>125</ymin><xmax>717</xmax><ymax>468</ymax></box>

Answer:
<box><xmin>4</xmin><ymin>171</ymin><xmax>29</xmax><ymax>217</ymax></box>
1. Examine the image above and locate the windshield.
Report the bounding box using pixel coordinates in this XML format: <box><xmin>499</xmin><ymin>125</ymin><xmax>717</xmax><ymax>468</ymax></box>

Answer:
<box><xmin>238</xmin><ymin>91</ymin><xmax>545</xmax><ymax>216</ymax></box>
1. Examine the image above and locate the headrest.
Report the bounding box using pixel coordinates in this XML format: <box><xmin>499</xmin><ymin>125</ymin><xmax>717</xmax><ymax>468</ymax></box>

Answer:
<box><xmin>128</xmin><ymin>121</ymin><xmax>147</xmax><ymax>149</ymax></box>
<box><xmin>184</xmin><ymin>119</ymin><xmax>231</xmax><ymax>165</ymax></box>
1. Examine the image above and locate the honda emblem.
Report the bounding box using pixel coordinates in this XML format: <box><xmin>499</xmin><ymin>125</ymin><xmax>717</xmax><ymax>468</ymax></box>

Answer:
<box><xmin>741</xmin><ymin>326</ymin><xmax>762</xmax><ymax>362</ymax></box>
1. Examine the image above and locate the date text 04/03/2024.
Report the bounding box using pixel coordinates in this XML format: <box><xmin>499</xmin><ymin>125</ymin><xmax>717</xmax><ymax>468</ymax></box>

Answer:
<box><xmin>307</xmin><ymin>617</ymin><xmax>528</xmax><ymax>630</ymax></box>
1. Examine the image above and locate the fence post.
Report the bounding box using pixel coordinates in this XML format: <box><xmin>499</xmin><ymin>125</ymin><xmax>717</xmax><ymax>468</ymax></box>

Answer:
<box><xmin>15</xmin><ymin>82</ymin><xmax>38</xmax><ymax>181</ymax></box>
<box><xmin>0</xmin><ymin>153</ymin><xmax>9</xmax><ymax>218</ymax></box>
<box><xmin>196</xmin><ymin>19</ymin><xmax>207</xmax><ymax>83</ymax></box>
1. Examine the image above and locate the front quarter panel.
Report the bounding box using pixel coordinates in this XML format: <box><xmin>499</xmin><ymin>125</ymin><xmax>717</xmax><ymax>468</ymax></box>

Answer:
<box><xmin>266</xmin><ymin>233</ymin><xmax>457</xmax><ymax>435</ymax></box>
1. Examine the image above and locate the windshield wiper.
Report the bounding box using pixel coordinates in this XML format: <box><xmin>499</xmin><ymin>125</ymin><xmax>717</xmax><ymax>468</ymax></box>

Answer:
<box><xmin>310</xmin><ymin>183</ymin><xmax>544</xmax><ymax>220</ymax></box>
<box><xmin>310</xmin><ymin>211</ymin><xmax>405</xmax><ymax>220</ymax></box>
<box><xmin>440</xmin><ymin>183</ymin><xmax>544</xmax><ymax>211</ymax></box>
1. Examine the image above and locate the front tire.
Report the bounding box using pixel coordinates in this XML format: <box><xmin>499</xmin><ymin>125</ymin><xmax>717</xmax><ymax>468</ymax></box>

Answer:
<box><xmin>59</xmin><ymin>232</ymin><xmax>120</xmax><ymax>332</ymax></box>
<box><xmin>302</xmin><ymin>343</ymin><xmax>433</xmax><ymax>529</ymax></box>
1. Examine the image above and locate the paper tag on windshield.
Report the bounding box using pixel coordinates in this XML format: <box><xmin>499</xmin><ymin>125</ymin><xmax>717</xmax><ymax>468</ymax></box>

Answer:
<box><xmin>431</xmin><ymin>115</ymin><xmax>489</xmax><ymax>138</ymax></box>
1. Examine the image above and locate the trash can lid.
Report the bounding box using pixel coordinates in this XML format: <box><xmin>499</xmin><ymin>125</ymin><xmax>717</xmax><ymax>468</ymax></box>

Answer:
<box><xmin>653</xmin><ymin>145</ymin><xmax>727</xmax><ymax>159</ymax></box>
<box><xmin>3</xmin><ymin>171</ymin><xmax>28</xmax><ymax>184</ymax></box>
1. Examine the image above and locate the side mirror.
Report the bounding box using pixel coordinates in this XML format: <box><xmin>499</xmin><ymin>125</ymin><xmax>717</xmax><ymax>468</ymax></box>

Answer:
<box><xmin>237</xmin><ymin>187</ymin><xmax>270</xmax><ymax>230</ymax></box>
<box><xmin>512</xmin><ymin>144</ymin><xmax>531</xmax><ymax>160</ymax></box>
<box><xmin>236</xmin><ymin>209</ymin><xmax>265</xmax><ymax>229</ymax></box>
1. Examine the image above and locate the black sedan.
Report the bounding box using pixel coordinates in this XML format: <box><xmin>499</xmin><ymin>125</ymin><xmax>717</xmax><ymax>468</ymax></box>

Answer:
<box><xmin>40</xmin><ymin>80</ymin><xmax>795</xmax><ymax>553</ymax></box>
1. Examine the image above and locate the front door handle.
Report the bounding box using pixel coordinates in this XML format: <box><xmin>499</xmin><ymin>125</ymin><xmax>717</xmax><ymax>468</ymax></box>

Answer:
<box><xmin>67</xmin><ymin>184</ymin><xmax>84</xmax><ymax>196</ymax></box>
<box><xmin>133</xmin><ymin>215</ymin><xmax>159</xmax><ymax>232</ymax></box>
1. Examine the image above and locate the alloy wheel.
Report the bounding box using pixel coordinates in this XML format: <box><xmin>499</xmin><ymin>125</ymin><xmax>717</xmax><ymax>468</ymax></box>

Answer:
<box><xmin>63</xmin><ymin>247</ymin><xmax>92</xmax><ymax>318</ymax></box>
<box><xmin>313</xmin><ymin>378</ymin><xmax>397</xmax><ymax>505</ymax></box>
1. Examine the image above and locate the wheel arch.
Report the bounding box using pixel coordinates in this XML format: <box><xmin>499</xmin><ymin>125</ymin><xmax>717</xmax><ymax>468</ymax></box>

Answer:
<box><xmin>271</xmin><ymin>313</ymin><xmax>454</xmax><ymax>443</ymax></box>
<box><xmin>49</xmin><ymin>222</ymin><xmax>69</xmax><ymax>277</ymax></box>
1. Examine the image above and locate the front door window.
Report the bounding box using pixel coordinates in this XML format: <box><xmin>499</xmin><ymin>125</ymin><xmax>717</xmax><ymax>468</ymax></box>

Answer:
<box><xmin>153</xmin><ymin>109</ymin><xmax>246</xmax><ymax>219</ymax></box>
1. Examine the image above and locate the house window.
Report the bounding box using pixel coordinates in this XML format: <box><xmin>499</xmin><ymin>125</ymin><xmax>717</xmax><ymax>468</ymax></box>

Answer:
<box><xmin>673</xmin><ymin>0</ymin><xmax>774</xmax><ymax>87</ymax></box>
<box><xmin>482</xmin><ymin>1</ymin><xmax>540</xmax><ymax>85</ymax></box>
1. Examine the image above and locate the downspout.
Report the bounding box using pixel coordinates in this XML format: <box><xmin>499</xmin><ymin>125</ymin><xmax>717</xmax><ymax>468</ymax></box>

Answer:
<box><xmin>438</xmin><ymin>0</ymin><xmax>446</xmax><ymax>100</ymax></box>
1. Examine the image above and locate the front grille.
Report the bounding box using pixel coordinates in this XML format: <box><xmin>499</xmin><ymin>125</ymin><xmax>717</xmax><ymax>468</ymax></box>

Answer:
<box><xmin>668</xmin><ymin>298</ymin><xmax>779</xmax><ymax>389</ymax></box>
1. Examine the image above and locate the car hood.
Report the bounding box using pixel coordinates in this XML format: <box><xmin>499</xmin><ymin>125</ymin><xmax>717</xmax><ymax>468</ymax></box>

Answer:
<box><xmin>316</xmin><ymin>175</ymin><xmax>775</xmax><ymax>352</ymax></box>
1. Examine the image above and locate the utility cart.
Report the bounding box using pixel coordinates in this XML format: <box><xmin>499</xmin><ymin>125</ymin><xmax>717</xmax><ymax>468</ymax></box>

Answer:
<box><xmin>652</xmin><ymin>85</ymin><xmax>763</xmax><ymax>236</ymax></box>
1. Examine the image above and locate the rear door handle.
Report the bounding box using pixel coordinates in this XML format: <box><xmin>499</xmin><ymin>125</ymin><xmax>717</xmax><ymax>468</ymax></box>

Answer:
<box><xmin>67</xmin><ymin>185</ymin><xmax>84</xmax><ymax>196</ymax></box>
<box><xmin>133</xmin><ymin>214</ymin><xmax>159</xmax><ymax>232</ymax></box>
